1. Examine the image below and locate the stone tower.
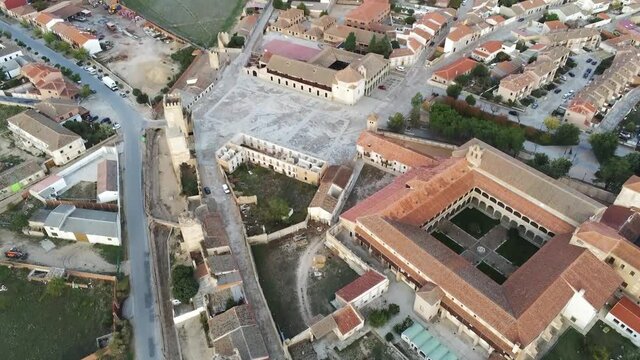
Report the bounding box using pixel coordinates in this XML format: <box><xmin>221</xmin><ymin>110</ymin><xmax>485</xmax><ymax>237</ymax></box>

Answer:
<box><xmin>367</xmin><ymin>113</ymin><xmax>379</xmax><ymax>132</ymax></box>
<box><xmin>163</xmin><ymin>93</ymin><xmax>189</xmax><ymax>135</ymax></box>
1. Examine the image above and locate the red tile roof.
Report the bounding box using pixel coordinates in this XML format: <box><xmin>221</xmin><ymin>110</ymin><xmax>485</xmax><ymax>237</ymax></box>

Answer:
<box><xmin>346</xmin><ymin>0</ymin><xmax>390</xmax><ymax>24</ymax></box>
<box><xmin>623</xmin><ymin>175</ymin><xmax>640</xmax><ymax>192</ymax></box>
<box><xmin>544</xmin><ymin>20</ymin><xmax>567</xmax><ymax>31</ymax></box>
<box><xmin>357</xmin><ymin>131</ymin><xmax>440</xmax><ymax>170</ymax></box>
<box><xmin>336</xmin><ymin>270</ymin><xmax>386</xmax><ymax>302</ymax></box>
<box><xmin>332</xmin><ymin>305</ymin><xmax>363</xmax><ymax>335</ymax></box>
<box><xmin>2</xmin><ymin>0</ymin><xmax>26</xmax><ymax>10</ymax></box>
<box><xmin>610</xmin><ymin>296</ymin><xmax>640</xmax><ymax>333</ymax></box>
<box><xmin>433</xmin><ymin>57</ymin><xmax>478</xmax><ymax>82</ymax></box>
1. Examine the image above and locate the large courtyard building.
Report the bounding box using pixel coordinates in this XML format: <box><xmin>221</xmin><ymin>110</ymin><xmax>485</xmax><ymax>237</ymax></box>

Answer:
<box><xmin>216</xmin><ymin>133</ymin><xmax>327</xmax><ymax>186</ymax></box>
<box><xmin>335</xmin><ymin>131</ymin><xmax>639</xmax><ymax>359</ymax></box>
<box><xmin>246</xmin><ymin>46</ymin><xmax>389</xmax><ymax>105</ymax></box>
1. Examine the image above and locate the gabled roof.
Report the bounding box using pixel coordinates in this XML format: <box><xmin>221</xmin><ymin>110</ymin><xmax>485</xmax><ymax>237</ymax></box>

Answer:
<box><xmin>52</xmin><ymin>22</ymin><xmax>97</xmax><ymax>45</ymax></box>
<box><xmin>432</xmin><ymin>57</ymin><xmax>478</xmax><ymax>81</ymax></box>
<box><xmin>332</xmin><ymin>304</ymin><xmax>363</xmax><ymax>335</ymax></box>
<box><xmin>336</xmin><ymin>270</ymin><xmax>386</xmax><ymax>302</ymax></box>
<box><xmin>2</xmin><ymin>0</ymin><xmax>26</xmax><ymax>10</ymax></box>
<box><xmin>97</xmin><ymin>159</ymin><xmax>117</xmax><ymax>194</ymax></box>
<box><xmin>357</xmin><ymin>131</ymin><xmax>441</xmax><ymax>169</ymax></box>
<box><xmin>7</xmin><ymin>109</ymin><xmax>81</xmax><ymax>150</ymax></box>
<box><xmin>447</xmin><ymin>24</ymin><xmax>474</xmax><ymax>42</ymax></box>
<box><xmin>34</xmin><ymin>98</ymin><xmax>88</xmax><ymax>122</ymax></box>
<box><xmin>610</xmin><ymin>296</ymin><xmax>640</xmax><ymax>334</ymax></box>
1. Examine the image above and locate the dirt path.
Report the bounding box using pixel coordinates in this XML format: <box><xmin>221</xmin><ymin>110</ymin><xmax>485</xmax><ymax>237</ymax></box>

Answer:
<box><xmin>296</xmin><ymin>234</ymin><xmax>325</xmax><ymax>323</ymax></box>
<box><xmin>0</xmin><ymin>228</ymin><xmax>116</xmax><ymax>273</ymax></box>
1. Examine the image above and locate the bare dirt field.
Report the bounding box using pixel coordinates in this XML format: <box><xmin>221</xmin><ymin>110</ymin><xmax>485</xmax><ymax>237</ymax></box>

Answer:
<box><xmin>80</xmin><ymin>7</ymin><xmax>181</xmax><ymax>95</ymax></box>
<box><xmin>342</xmin><ymin>164</ymin><xmax>395</xmax><ymax>213</ymax></box>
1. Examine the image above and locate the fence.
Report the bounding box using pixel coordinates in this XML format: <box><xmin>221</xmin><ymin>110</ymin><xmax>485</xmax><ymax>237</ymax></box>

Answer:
<box><xmin>0</xmin><ymin>261</ymin><xmax>116</xmax><ymax>281</ymax></box>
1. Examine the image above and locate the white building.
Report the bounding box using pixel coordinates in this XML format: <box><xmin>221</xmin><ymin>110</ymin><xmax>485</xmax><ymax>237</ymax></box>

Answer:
<box><xmin>97</xmin><ymin>159</ymin><xmax>118</xmax><ymax>203</ymax></box>
<box><xmin>43</xmin><ymin>204</ymin><xmax>120</xmax><ymax>245</ymax></box>
<box><xmin>7</xmin><ymin>109</ymin><xmax>86</xmax><ymax>166</ymax></box>
<box><xmin>576</xmin><ymin>0</ymin><xmax>610</xmax><ymax>14</ymax></box>
<box><xmin>335</xmin><ymin>270</ymin><xmax>389</xmax><ymax>308</ymax></box>
<box><xmin>308</xmin><ymin>165</ymin><xmax>353</xmax><ymax>224</ymax></box>
<box><xmin>605</xmin><ymin>296</ymin><xmax>640</xmax><ymax>347</ymax></box>
<box><xmin>0</xmin><ymin>43</ymin><xmax>22</xmax><ymax>63</ymax></box>
<box><xmin>216</xmin><ymin>133</ymin><xmax>327</xmax><ymax>186</ymax></box>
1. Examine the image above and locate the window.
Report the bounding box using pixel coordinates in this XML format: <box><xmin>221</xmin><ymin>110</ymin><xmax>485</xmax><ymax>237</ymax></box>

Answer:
<box><xmin>632</xmin><ymin>271</ymin><xmax>636</xmax><ymax>277</ymax></box>
<box><xmin>627</xmin><ymin>328</ymin><xmax>634</xmax><ymax>334</ymax></box>
<box><xmin>570</xmin><ymin>316</ymin><xmax>577</xmax><ymax>322</ymax></box>
<box><xmin>622</xmin><ymin>282</ymin><xmax>628</xmax><ymax>288</ymax></box>
<box><xmin>613</xmin><ymin>318</ymin><xmax>620</xmax><ymax>324</ymax></box>
<box><xmin>51</xmin><ymin>232</ymin><xmax>58</xmax><ymax>237</ymax></box>
<box><xmin>622</xmin><ymin>264</ymin><xmax>626</xmax><ymax>269</ymax></box>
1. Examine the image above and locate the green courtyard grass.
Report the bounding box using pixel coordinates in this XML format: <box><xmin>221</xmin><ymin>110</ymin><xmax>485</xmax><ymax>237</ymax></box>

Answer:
<box><xmin>0</xmin><ymin>267</ymin><xmax>113</xmax><ymax>359</ymax></box>
<box><xmin>431</xmin><ymin>231</ymin><xmax>464</xmax><ymax>254</ymax></box>
<box><xmin>476</xmin><ymin>261</ymin><xmax>507</xmax><ymax>284</ymax></box>
<box><xmin>496</xmin><ymin>229</ymin><xmax>539</xmax><ymax>266</ymax></box>
<box><xmin>229</xmin><ymin>163</ymin><xmax>317</xmax><ymax>235</ymax></box>
<box><xmin>543</xmin><ymin>321</ymin><xmax>639</xmax><ymax>360</ymax></box>
<box><xmin>451</xmin><ymin>207</ymin><xmax>499</xmax><ymax>239</ymax></box>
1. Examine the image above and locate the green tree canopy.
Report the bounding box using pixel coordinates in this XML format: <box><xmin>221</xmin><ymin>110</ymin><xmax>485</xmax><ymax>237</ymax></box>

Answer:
<box><xmin>595</xmin><ymin>157</ymin><xmax>634</xmax><ymax>192</ymax></box>
<box><xmin>553</xmin><ymin>123</ymin><xmax>580</xmax><ymax>146</ymax></box>
<box><xmin>471</xmin><ymin>64</ymin><xmax>489</xmax><ymax>78</ymax></box>
<box><xmin>171</xmin><ymin>265</ymin><xmax>199</xmax><ymax>303</ymax></box>
<box><xmin>589</xmin><ymin>132</ymin><xmax>618</xmax><ymax>163</ymax></box>
<box><xmin>296</xmin><ymin>2</ymin><xmax>310</xmax><ymax>16</ymax></box>
<box><xmin>411</xmin><ymin>92</ymin><xmax>424</xmax><ymax>108</ymax></box>
<box><xmin>409</xmin><ymin>106</ymin><xmax>420</xmax><ymax>127</ymax></box>
<box><xmin>543</xmin><ymin>116</ymin><xmax>560</xmax><ymax>131</ymax></box>
<box><xmin>446</xmin><ymin>84</ymin><xmax>462</xmax><ymax>99</ymax></box>
<box><xmin>465</xmin><ymin>94</ymin><xmax>476</xmax><ymax>105</ymax></box>
<box><xmin>344</xmin><ymin>32</ymin><xmax>356</xmax><ymax>52</ymax></box>
<box><xmin>387</xmin><ymin>112</ymin><xmax>405</xmax><ymax>133</ymax></box>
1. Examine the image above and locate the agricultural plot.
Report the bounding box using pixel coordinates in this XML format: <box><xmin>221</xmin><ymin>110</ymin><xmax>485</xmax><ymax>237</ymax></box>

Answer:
<box><xmin>123</xmin><ymin>0</ymin><xmax>244</xmax><ymax>46</ymax></box>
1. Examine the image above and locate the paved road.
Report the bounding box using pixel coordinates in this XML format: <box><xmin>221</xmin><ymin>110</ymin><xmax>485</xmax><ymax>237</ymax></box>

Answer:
<box><xmin>0</xmin><ymin>20</ymin><xmax>163</xmax><ymax>360</ymax></box>
<box><xmin>0</xmin><ymin>95</ymin><xmax>38</xmax><ymax>106</ymax></box>
<box><xmin>597</xmin><ymin>87</ymin><xmax>640</xmax><ymax>133</ymax></box>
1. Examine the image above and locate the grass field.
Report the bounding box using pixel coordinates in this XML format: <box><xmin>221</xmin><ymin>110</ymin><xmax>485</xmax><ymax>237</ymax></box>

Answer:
<box><xmin>476</xmin><ymin>261</ymin><xmax>507</xmax><ymax>284</ymax></box>
<box><xmin>451</xmin><ymin>207</ymin><xmax>499</xmax><ymax>239</ymax></box>
<box><xmin>496</xmin><ymin>230</ymin><xmax>539</xmax><ymax>266</ymax></box>
<box><xmin>123</xmin><ymin>0</ymin><xmax>245</xmax><ymax>46</ymax></box>
<box><xmin>542</xmin><ymin>321</ymin><xmax>639</xmax><ymax>360</ymax></box>
<box><xmin>431</xmin><ymin>231</ymin><xmax>464</xmax><ymax>254</ymax></box>
<box><xmin>0</xmin><ymin>267</ymin><xmax>113</xmax><ymax>360</ymax></box>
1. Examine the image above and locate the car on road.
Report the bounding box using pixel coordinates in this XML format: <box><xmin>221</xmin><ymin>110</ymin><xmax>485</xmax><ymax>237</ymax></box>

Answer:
<box><xmin>508</xmin><ymin>110</ymin><xmax>518</xmax><ymax>116</ymax></box>
<box><xmin>518</xmin><ymin>18</ymin><xmax>525</xmax><ymax>22</ymax></box>
<box><xmin>592</xmin><ymin>61</ymin><xmax>597</xmax><ymax>66</ymax></box>
<box><xmin>378</xmin><ymin>85</ymin><xmax>386</xmax><ymax>90</ymax></box>
<box><xmin>222</xmin><ymin>184</ymin><xmax>231</xmax><ymax>194</ymax></box>
<box><xmin>119</xmin><ymin>92</ymin><xmax>127</xmax><ymax>98</ymax></box>
<box><xmin>83</xmin><ymin>66</ymin><xmax>97</xmax><ymax>75</ymax></box>
<box><xmin>112</xmin><ymin>122</ymin><xmax>121</xmax><ymax>130</ymax></box>
<box><xmin>532</xmin><ymin>102</ymin><xmax>539</xmax><ymax>109</ymax></box>
<box><xmin>586</xmin><ymin>58</ymin><xmax>592</xmax><ymax>63</ymax></box>
<box><xmin>101</xmin><ymin>117</ymin><xmax>112</xmax><ymax>124</ymax></box>
<box><xmin>203</xmin><ymin>186</ymin><xmax>211</xmax><ymax>195</ymax></box>
<box><xmin>568</xmin><ymin>72</ymin><xmax>575</xmax><ymax>77</ymax></box>
<box><xmin>396</xmin><ymin>65</ymin><xmax>406</xmax><ymax>72</ymax></box>
<box><xmin>553</xmin><ymin>88</ymin><xmax>562</xmax><ymax>94</ymax></box>
<box><xmin>5</xmin><ymin>247</ymin><xmax>28</xmax><ymax>260</ymax></box>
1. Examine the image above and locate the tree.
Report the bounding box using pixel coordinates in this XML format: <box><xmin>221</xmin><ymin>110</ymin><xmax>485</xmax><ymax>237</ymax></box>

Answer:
<box><xmin>471</xmin><ymin>64</ymin><xmax>489</xmax><ymax>78</ymax></box>
<box><xmin>171</xmin><ymin>265</ymin><xmax>199</xmax><ymax>303</ymax></box>
<box><xmin>515</xmin><ymin>40</ymin><xmax>528</xmax><ymax>52</ymax></box>
<box><xmin>448</xmin><ymin>0</ymin><xmax>462</xmax><ymax>8</ymax></box>
<box><xmin>72</xmin><ymin>48</ymin><xmax>89</xmax><ymax>61</ymax></box>
<box><xmin>273</xmin><ymin>0</ymin><xmax>290</xmax><ymax>9</ymax></box>
<box><xmin>531</xmin><ymin>153</ymin><xmax>550</xmax><ymax>167</ymax></box>
<box><xmin>33</xmin><ymin>27</ymin><xmax>42</xmax><ymax>38</ymax></box>
<box><xmin>546</xmin><ymin>158</ymin><xmax>572</xmax><ymax>179</ymax></box>
<box><xmin>368</xmin><ymin>309</ymin><xmax>389</xmax><ymax>327</ymax></box>
<box><xmin>296</xmin><ymin>2</ymin><xmax>310</xmax><ymax>16</ymax></box>
<box><xmin>465</xmin><ymin>94</ymin><xmax>476</xmax><ymax>105</ymax></box>
<box><xmin>391</xmin><ymin>40</ymin><xmax>400</xmax><ymax>49</ymax></box>
<box><xmin>79</xmin><ymin>84</ymin><xmax>92</xmax><ymax>99</ymax></box>
<box><xmin>409</xmin><ymin>106</ymin><xmax>421</xmax><ymax>127</ymax></box>
<box><xmin>542</xmin><ymin>12</ymin><xmax>559</xmax><ymax>22</ymax></box>
<box><xmin>494</xmin><ymin>51</ymin><xmax>511</xmax><ymax>62</ymax></box>
<box><xmin>368</xmin><ymin>35</ymin><xmax>377</xmax><ymax>53</ymax></box>
<box><xmin>374</xmin><ymin>35</ymin><xmax>392</xmax><ymax>58</ymax></box>
<box><xmin>454</xmin><ymin>74</ymin><xmax>470</xmax><ymax>86</ymax></box>
<box><xmin>553</xmin><ymin>123</ymin><xmax>580</xmax><ymax>145</ymax></box>
<box><xmin>45</xmin><ymin>277</ymin><xmax>66</xmax><ymax>297</ymax></box>
<box><xmin>589</xmin><ymin>132</ymin><xmax>618</xmax><ymax>163</ymax></box>
<box><xmin>411</xmin><ymin>92</ymin><xmax>424</xmax><ymax>108</ymax></box>
<box><xmin>543</xmin><ymin>116</ymin><xmax>560</xmax><ymax>131</ymax></box>
<box><xmin>344</xmin><ymin>32</ymin><xmax>356</xmax><ymax>52</ymax></box>
<box><xmin>404</xmin><ymin>16</ymin><xmax>416</xmax><ymax>25</ymax></box>
<box><xmin>43</xmin><ymin>32</ymin><xmax>57</xmax><ymax>45</ymax></box>
<box><xmin>320</xmin><ymin>10</ymin><xmax>329</xmax><ymax>16</ymax></box>
<box><xmin>595</xmin><ymin>157</ymin><xmax>634</xmax><ymax>192</ymax></box>
<box><xmin>32</xmin><ymin>0</ymin><xmax>48</xmax><ymax>11</ymax></box>
<box><xmin>446</xmin><ymin>84</ymin><xmax>462</xmax><ymax>99</ymax></box>
<box><xmin>387</xmin><ymin>112</ymin><xmax>405</xmax><ymax>133</ymax></box>
<box><xmin>227</xmin><ymin>35</ymin><xmax>245</xmax><ymax>48</ymax></box>
<box><xmin>136</xmin><ymin>93</ymin><xmax>149</xmax><ymax>104</ymax></box>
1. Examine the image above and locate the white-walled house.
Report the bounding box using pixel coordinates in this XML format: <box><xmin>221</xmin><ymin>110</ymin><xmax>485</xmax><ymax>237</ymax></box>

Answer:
<box><xmin>605</xmin><ymin>296</ymin><xmax>640</xmax><ymax>347</ymax></box>
<box><xmin>335</xmin><ymin>270</ymin><xmax>389</xmax><ymax>308</ymax></box>
<box><xmin>97</xmin><ymin>159</ymin><xmax>118</xmax><ymax>203</ymax></box>
<box><xmin>43</xmin><ymin>204</ymin><xmax>120</xmax><ymax>245</ymax></box>
<box><xmin>0</xmin><ymin>44</ymin><xmax>22</xmax><ymax>63</ymax></box>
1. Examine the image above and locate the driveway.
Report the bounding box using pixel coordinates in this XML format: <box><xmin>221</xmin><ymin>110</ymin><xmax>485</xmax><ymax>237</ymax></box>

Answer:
<box><xmin>0</xmin><ymin>19</ymin><xmax>162</xmax><ymax>360</ymax></box>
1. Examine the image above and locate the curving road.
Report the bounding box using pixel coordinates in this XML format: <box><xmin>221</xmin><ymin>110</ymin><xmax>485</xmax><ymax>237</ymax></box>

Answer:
<box><xmin>0</xmin><ymin>20</ymin><xmax>163</xmax><ymax>360</ymax></box>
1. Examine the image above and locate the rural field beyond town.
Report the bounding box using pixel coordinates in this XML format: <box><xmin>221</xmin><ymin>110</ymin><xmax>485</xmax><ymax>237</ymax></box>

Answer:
<box><xmin>122</xmin><ymin>0</ymin><xmax>244</xmax><ymax>46</ymax></box>
<box><xmin>0</xmin><ymin>267</ymin><xmax>113</xmax><ymax>360</ymax></box>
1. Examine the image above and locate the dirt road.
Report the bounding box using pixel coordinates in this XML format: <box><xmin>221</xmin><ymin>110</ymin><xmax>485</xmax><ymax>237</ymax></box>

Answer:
<box><xmin>296</xmin><ymin>234</ymin><xmax>325</xmax><ymax>324</ymax></box>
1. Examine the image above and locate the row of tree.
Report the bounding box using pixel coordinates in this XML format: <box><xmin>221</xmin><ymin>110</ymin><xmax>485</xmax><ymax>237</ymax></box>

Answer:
<box><xmin>386</xmin><ymin>92</ymin><xmax>425</xmax><ymax>132</ymax></box>
<box><xmin>590</xmin><ymin>132</ymin><xmax>640</xmax><ymax>192</ymax></box>
<box><xmin>527</xmin><ymin>153</ymin><xmax>572</xmax><ymax>179</ymax></box>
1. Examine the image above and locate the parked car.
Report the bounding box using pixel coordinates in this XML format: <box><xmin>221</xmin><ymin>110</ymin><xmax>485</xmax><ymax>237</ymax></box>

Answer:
<box><xmin>532</xmin><ymin>102</ymin><xmax>539</xmax><ymax>109</ymax></box>
<box><xmin>518</xmin><ymin>18</ymin><xmax>525</xmax><ymax>22</ymax></box>
<box><xmin>101</xmin><ymin>117</ymin><xmax>111</xmax><ymax>124</ymax></box>
<box><xmin>568</xmin><ymin>72</ymin><xmax>575</xmax><ymax>77</ymax></box>
<box><xmin>203</xmin><ymin>186</ymin><xmax>211</xmax><ymax>195</ymax></box>
<box><xmin>586</xmin><ymin>58</ymin><xmax>592</xmax><ymax>64</ymax></box>
<box><xmin>553</xmin><ymin>88</ymin><xmax>562</xmax><ymax>94</ymax></box>
<box><xmin>378</xmin><ymin>85</ymin><xmax>386</xmax><ymax>90</ymax></box>
<box><xmin>396</xmin><ymin>65</ymin><xmax>406</xmax><ymax>72</ymax></box>
<box><xmin>222</xmin><ymin>184</ymin><xmax>231</xmax><ymax>194</ymax></box>
<box><xmin>508</xmin><ymin>110</ymin><xmax>518</xmax><ymax>116</ymax></box>
<box><xmin>592</xmin><ymin>61</ymin><xmax>597</xmax><ymax>66</ymax></box>
<box><xmin>112</xmin><ymin>122</ymin><xmax>121</xmax><ymax>129</ymax></box>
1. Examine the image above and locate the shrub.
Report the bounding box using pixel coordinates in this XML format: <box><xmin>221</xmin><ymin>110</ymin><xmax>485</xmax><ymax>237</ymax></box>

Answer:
<box><xmin>388</xmin><ymin>303</ymin><xmax>400</xmax><ymax>315</ymax></box>
<box><xmin>385</xmin><ymin>332</ymin><xmax>394</xmax><ymax>341</ymax></box>
<box><xmin>393</xmin><ymin>316</ymin><xmax>415</xmax><ymax>334</ymax></box>
<box><xmin>368</xmin><ymin>309</ymin><xmax>389</xmax><ymax>327</ymax></box>
<box><xmin>171</xmin><ymin>265</ymin><xmax>198</xmax><ymax>303</ymax></box>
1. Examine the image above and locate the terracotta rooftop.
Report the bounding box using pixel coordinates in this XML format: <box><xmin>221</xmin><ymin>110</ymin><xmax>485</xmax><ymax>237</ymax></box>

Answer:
<box><xmin>623</xmin><ymin>175</ymin><xmax>640</xmax><ymax>192</ymax></box>
<box><xmin>432</xmin><ymin>57</ymin><xmax>478</xmax><ymax>82</ymax></box>
<box><xmin>357</xmin><ymin>131</ymin><xmax>441</xmax><ymax>169</ymax></box>
<box><xmin>610</xmin><ymin>296</ymin><xmax>640</xmax><ymax>334</ymax></box>
<box><xmin>447</xmin><ymin>24</ymin><xmax>474</xmax><ymax>42</ymax></box>
<box><xmin>96</xmin><ymin>159</ymin><xmax>118</xmax><ymax>195</ymax></box>
<box><xmin>544</xmin><ymin>20</ymin><xmax>567</xmax><ymax>31</ymax></box>
<box><xmin>332</xmin><ymin>304</ymin><xmax>363</xmax><ymax>335</ymax></box>
<box><xmin>346</xmin><ymin>0</ymin><xmax>390</xmax><ymax>24</ymax></box>
<box><xmin>335</xmin><ymin>270</ymin><xmax>386</xmax><ymax>302</ymax></box>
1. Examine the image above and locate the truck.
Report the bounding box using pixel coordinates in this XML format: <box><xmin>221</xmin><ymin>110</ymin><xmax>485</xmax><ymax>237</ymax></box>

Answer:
<box><xmin>102</xmin><ymin>76</ymin><xmax>118</xmax><ymax>91</ymax></box>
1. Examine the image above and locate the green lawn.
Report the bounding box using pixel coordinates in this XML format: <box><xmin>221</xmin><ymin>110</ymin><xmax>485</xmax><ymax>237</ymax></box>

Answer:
<box><xmin>0</xmin><ymin>267</ymin><xmax>113</xmax><ymax>360</ymax></box>
<box><xmin>476</xmin><ymin>261</ymin><xmax>506</xmax><ymax>284</ymax></box>
<box><xmin>229</xmin><ymin>164</ymin><xmax>318</xmax><ymax>235</ymax></box>
<box><xmin>94</xmin><ymin>243</ymin><xmax>125</xmax><ymax>265</ymax></box>
<box><xmin>431</xmin><ymin>231</ymin><xmax>464</xmax><ymax>254</ymax></box>
<box><xmin>496</xmin><ymin>230</ymin><xmax>539</xmax><ymax>266</ymax></box>
<box><xmin>123</xmin><ymin>0</ymin><xmax>244</xmax><ymax>46</ymax></box>
<box><xmin>543</xmin><ymin>321</ymin><xmax>640</xmax><ymax>360</ymax></box>
<box><xmin>450</xmin><ymin>207</ymin><xmax>499</xmax><ymax>239</ymax></box>
<box><xmin>0</xmin><ymin>104</ymin><xmax>27</xmax><ymax>130</ymax></box>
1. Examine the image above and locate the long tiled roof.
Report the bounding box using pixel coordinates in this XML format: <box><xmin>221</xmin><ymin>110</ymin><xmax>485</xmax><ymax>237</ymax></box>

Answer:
<box><xmin>610</xmin><ymin>296</ymin><xmax>640</xmax><ymax>333</ymax></box>
<box><xmin>336</xmin><ymin>270</ymin><xmax>386</xmax><ymax>302</ymax></box>
<box><xmin>7</xmin><ymin>109</ymin><xmax>81</xmax><ymax>150</ymax></box>
<box><xmin>357</xmin><ymin>131</ymin><xmax>440</xmax><ymax>169</ymax></box>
